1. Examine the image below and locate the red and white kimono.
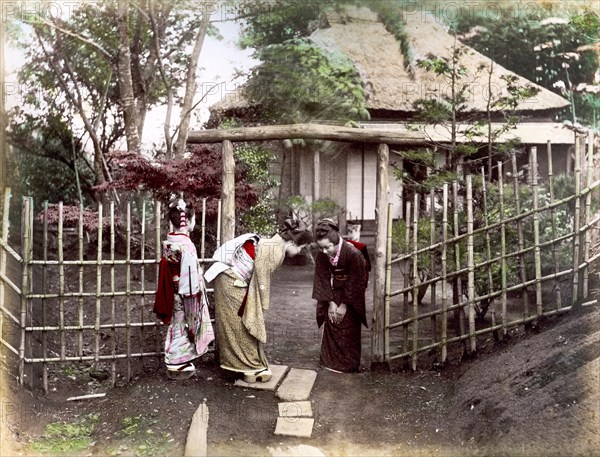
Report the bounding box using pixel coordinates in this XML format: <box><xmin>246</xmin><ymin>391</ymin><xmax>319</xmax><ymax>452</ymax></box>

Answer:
<box><xmin>153</xmin><ymin>232</ymin><xmax>214</xmax><ymax>366</ymax></box>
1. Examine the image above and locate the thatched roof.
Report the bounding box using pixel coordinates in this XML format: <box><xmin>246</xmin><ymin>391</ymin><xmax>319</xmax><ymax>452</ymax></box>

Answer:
<box><xmin>210</xmin><ymin>5</ymin><xmax>570</xmax><ymax>117</ymax></box>
<box><xmin>363</xmin><ymin>121</ymin><xmax>576</xmax><ymax>144</ymax></box>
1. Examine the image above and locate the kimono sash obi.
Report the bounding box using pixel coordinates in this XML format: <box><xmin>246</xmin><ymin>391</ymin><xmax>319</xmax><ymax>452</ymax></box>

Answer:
<box><xmin>331</xmin><ymin>267</ymin><xmax>349</xmax><ymax>289</ymax></box>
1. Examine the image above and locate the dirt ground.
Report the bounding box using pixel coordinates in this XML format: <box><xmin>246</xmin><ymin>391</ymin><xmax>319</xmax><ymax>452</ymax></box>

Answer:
<box><xmin>1</xmin><ymin>261</ymin><xmax>599</xmax><ymax>457</ymax></box>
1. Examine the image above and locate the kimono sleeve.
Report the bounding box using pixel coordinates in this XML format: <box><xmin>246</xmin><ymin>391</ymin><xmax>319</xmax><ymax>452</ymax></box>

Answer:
<box><xmin>153</xmin><ymin>257</ymin><xmax>175</xmax><ymax>324</ymax></box>
<box><xmin>312</xmin><ymin>252</ymin><xmax>334</xmax><ymax>302</ymax></box>
<box><xmin>342</xmin><ymin>247</ymin><xmax>368</xmax><ymax>327</ymax></box>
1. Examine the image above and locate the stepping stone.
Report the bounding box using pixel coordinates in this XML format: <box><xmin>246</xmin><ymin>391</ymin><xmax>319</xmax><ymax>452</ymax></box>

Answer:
<box><xmin>276</xmin><ymin>368</ymin><xmax>317</xmax><ymax>401</ymax></box>
<box><xmin>234</xmin><ymin>365</ymin><xmax>289</xmax><ymax>391</ymax></box>
<box><xmin>268</xmin><ymin>444</ymin><xmax>326</xmax><ymax>456</ymax></box>
<box><xmin>274</xmin><ymin>417</ymin><xmax>314</xmax><ymax>438</ymax></box>
<box><xmin>278</xmin><ymin>401</ymin><xmax>313</xmax><ymax>418</ymax></box>
<box><xmin>184</xmin><ymin>402</ymin><xmax>209</xmax><ymax>457</ymax></box>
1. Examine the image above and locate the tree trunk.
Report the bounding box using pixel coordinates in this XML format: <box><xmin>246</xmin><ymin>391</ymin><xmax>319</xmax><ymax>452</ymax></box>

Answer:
<box><xmin>0</xmin><ymin>15</ymin><xmax>7</xmax><ymax>190</ymax></box>
<box><xmin>187</xmin><ymin>124</ymin><xmax>424</xmax><ymax>144</ymax></box>
<box><xmin>117</xmin><ymin>0</ymin><xmax>142</xmax><ymax>153</ymax></box>
<box><xmin>173</xmin><ymin>4</ymin><xmax>214</xmax><ymax>157</ymax></box>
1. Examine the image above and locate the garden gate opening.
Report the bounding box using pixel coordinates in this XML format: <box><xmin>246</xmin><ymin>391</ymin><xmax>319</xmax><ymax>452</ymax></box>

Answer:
<box><xmin>0</xmin><ymin>123</ymin><xmax>598</xmax><ymax>392</ymax></box>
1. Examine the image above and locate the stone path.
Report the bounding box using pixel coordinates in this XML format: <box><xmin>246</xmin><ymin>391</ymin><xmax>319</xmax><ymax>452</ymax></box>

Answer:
<box><xmin>185</xmin><ymin>365</ymin><xmax>320</xmax><ymax>454</ymax></box>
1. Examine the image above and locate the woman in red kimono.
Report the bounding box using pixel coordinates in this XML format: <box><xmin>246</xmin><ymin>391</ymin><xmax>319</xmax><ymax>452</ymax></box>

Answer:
<box><xmin>153</xmin><ymin>199</ymin><xmax>214</xmax><ymax>379</ymax></box>
<box><xmin>312</xmin><ymin>218</ymin><xmax>367</xmax><ymax>373</ymax></box>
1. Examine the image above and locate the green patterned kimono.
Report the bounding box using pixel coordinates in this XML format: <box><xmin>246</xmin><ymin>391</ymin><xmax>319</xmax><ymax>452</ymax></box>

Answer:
<box><xmin>213</xmin><ymin>234</ymin><xmax>285</xmax><ymax>374</ymax></box>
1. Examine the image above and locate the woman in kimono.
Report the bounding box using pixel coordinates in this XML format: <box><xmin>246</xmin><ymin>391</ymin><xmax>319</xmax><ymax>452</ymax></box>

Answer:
<box><xmin>204</xmin><ymin>220</ymin><xmax>312</xmax><ymax>383</ymax></box>
<box><xmin>312</xmin><ymin>218</ymin><xmax>368</xmax><ymax>373</ymax></box>
<box><xmin>153</xmin><ymin>199</ymin><xmax>214</xmax><ymax>379</ymax></box>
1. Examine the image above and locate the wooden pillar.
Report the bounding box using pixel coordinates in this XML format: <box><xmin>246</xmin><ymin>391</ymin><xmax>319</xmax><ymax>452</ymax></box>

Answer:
<box><xmin>371</xmin><ymin>143</ymin><xmax>390</xmax><ymax>371</ymax></box>
<box><xmin>312</xmin><ymin>148</ymin><xmax>320</xmax><ymax>229</ymax></box>
<box><xmin>221</xmin><ymin>140</ymin><xmax>235</xmax><ymax>242</ymax></box>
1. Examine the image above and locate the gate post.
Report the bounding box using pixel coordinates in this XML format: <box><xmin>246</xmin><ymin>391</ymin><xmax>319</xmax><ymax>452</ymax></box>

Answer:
<box><xmin>19</xmin><ymin>197</ymin><xmax>33</xmax><ymax>386</ymax></box>
<box><xmin>371</xmin><ymin>143</ymin><xmax>390</xmax><ymax>371</ymax></box>
<box><xmin>221</xmin><ymin>140</ymin><xmax>235</xmax><ymax>243</ymax></box>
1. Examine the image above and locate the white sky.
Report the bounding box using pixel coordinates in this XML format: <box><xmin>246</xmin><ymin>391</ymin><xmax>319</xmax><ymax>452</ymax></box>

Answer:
<box><xmin>143</xmin><ymin>19</ymin><xmax>257</xmax><ymax>150</ymax></box>
<box><xmin>3</xmin><ymin>4</ymin><xmax>257</xmax><ymax>153</ymax></box>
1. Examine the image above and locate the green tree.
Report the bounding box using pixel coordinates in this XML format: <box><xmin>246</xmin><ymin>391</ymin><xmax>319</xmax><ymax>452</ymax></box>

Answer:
<box><xmin>453</xmin><ymin>6</ymin><xmax>600</xmax><ymax>128</ymax></box>
<box><xmin>8</xmin><ymin>0</ymin><xmax>218</xmax><ymax>205</ymax></box>
<box><xmin>245</xmin><ymin>39</ymin><xmax>369</xmax><ymax>124</ymax></box>
<box><xmin>237</xmin><ymin>0</ymin><xmax>369</xmax><ymax>124</ymax></box>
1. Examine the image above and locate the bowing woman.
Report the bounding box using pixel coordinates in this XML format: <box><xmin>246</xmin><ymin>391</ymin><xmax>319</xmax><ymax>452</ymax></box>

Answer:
<box><xmin>204</xmin><ymin>220</ymin><xmax>312</xmax><ymax>383</ymax></box>
<box><xmin>312</xmin><ymin>218</ymin><xmax>368</xmax><ymax>373</ymax></box>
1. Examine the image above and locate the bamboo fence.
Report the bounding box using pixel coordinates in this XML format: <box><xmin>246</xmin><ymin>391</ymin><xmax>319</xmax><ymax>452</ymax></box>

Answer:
<box><xmin>0</xmin><ymin>196</ymin><xmax>221</xmax><ymax>392</ymax></box>
<box><xmin>1</xmin><ymin>131</ymin><xmax>599</xmax><ymax>385</ymax></box>
<box><xmin>386</xmin><ymin>137</ymin><xmax>600</xmax><ymax>369</ymax></box>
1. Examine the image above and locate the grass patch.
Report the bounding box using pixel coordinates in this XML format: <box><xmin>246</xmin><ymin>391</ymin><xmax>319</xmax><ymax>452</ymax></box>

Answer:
<box><xmin>121</xmin><ymin>414</ymin><xmax>158</xmax><ymax>436</ymax></box>
<box><xmin>115</xmin><ymin>415</ymin><xmax>171</xmax><ymax>456</ymax></box>
<box><xmin>29</xmin><ymin>413</ymin><xmax>98</xmax><ymax>455</ymax></box>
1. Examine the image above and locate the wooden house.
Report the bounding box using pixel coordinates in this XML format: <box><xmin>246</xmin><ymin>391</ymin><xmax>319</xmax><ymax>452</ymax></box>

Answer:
<box><xmin>208</xmin><ymin>6</ymin><xmax>574</xmax><ymax>235</ymax></box>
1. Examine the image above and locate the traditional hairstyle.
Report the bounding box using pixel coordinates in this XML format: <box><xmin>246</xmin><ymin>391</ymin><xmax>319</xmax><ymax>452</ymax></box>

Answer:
<box><xmin>315</xmin><ymin>218</ymin><xmax>340</xmax><ymax>244</ymax></box>
<box><xmin>279</xmin><ymin>218</ymin><xmax>313</xmax><ymax>246</ymax></box>
<box><xmin>168</xmin><ymin>198</ymin><xmax>194</xmax><ymax>230</ymax></box>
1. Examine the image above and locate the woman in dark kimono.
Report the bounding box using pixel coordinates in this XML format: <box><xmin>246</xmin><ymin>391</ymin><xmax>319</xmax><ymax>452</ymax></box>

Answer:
<box><xmin>312</xmin><ymin>219</ymin><xmax>368</xmax><ymax>373</ymax></box>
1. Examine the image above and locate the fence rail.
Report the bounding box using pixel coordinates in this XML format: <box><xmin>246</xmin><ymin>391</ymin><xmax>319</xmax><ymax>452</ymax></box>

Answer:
<box><xmin>2</xmin><ymin>132</ymin><xmax>599</xmax><ymax>388</ymax></box>
<box><xmin>0</xmin><ymin>194</ymin><xmax>221</xmax><ymax>392</ymax></box>
<box><xmin>385</xmin><ymin>138</ymin><xmax>599</xmax><ymax>370</ymax></box>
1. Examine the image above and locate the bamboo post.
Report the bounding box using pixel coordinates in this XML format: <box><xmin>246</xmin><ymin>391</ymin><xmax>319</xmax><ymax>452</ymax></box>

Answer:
<box><xmin>42</xmin><ymin>201</ymin><xmax>48</xmax><ymax>394</ymax></box>
<box><xmin>313</xmin><ymin>147</ymin><xmax>320</xmax><ymax>230</ymax></box>
<box><xmin>384</xmin><ymin>202</ymin><xmax>393</xmax><ymax>361</ymax></box>
<box><xmin>397</xmin><ymin>159</ymin><xmax>404</xmax><ymax>220</ymax></box>
<box><xmin>155</xmin><ymin>200</ymin><xmax>161</xmax><ymax>282</ymax></box>
<box><xmin>0</xmin><ymin>188</ymin><xmax>10</xmax><ymax>353</ymax></box>
<box><xmin>371</xmin><ymin>143</ymin><xmax>390</xmax><ymax>370</ymax></box>
<box><xmin>402</xmin><ymin>202</ymin><xmax>411</xmax><ymax>361</ymax></box>
<box><xmin>110</xmin><ymin>201</ymin><xmax>116</xmax><ymax>385</ymax></box>
<box><xmin>572</xmin><ymin>135</ymin><xmax>582</xmax><ymax>306</ymax></box>
<box><xmin>547</xmin><ymin>140</ymin><xmax>562</xmax><ymax>310</ymax></box>
<box><xmin>78</xmin><ymin>204</ymin><xmax>84</xmax><ymax>357</ymax></box>
<box><xmin>26</xmin><ymin>197</ymin><xmax>34</xmax><ymax>387</ymax></box>
<box><xmin>510</xmin><ymin>153</ymin><xmax>529</xmax><ymax>320</ymax></box>
<box><xmin>452</xmin><ymin>182</ymin><xmax>465</xmax><ymax>340</ymax></box>
<box><xmin>530</xmin><ymin>147</ymin><xmax>543</xmax><ymax>317</ymax></box>
<box><xmin>498</xmin><ymin>162</ymin><xmax>507</xmax><ymax>336</ymax></box>
<box><xmin>429</xmin><ymin>189</ymin><xmax>438</xmax><ymax>347</ymax></box>
<box><xmin>201</xmin><ymin>198</ymin><xmax>207</xmax><ymax>260</ymax></box>
<box><xmin>126</xmin><ymin>202</ymin><xmax>132</xmax><ymax>380</ymax></box>
<box><xmin>154</xmin><ymin>200</ymin><xmax>161</xmax><ymax>365</ymax></box>
<box><xmin>411</xmin><ymin>194</ymin><xmax>420</xmax><ymax>370</ymax></box>
<box><xmin>140</xmin><ymin>201</ymin><xmax>146</xmax><ymax>371</ymax></box>
<box><xmin>19</xmin><ymin>197</ymin><xmax>33</xmax><ymax>385</ymax></box>
<box><xmin>58</xmin><ymin>202</ymin><xmax>65</xmax><ymax>361</ymax></box>
<box><xmin>481</xmin><ymin>168</ymin><xmax>496</xmax><ymax>334</ymax></box>
<box><xmin>583</xmin><ymin>131</ymin><xmax>594</xmax><ymax>299</ymax></box>
<box><xmin>221</xmin><ymin>140</ymin><xmax>235</xmax><ymax>243</ymax></box>
<box><xmin>441</xmin><ymin>184</ymin><xmax>448</xmax><ymax>363</ymax></box>
<box><xmin>466</xmin><ymin>176</ymin><xmax>476</xmax><ymax>354</ymax></box>
<box><xmin>95</xmin><ymin>203</ymin><xmax>103</xmax><ymax>369</ymax></box>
